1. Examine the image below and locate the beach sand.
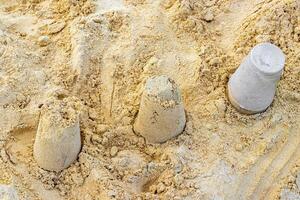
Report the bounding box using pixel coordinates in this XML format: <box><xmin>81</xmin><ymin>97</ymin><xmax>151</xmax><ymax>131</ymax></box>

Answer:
<box><xmin>0</xmin><ymin>0</ymin><xmax>299</xmax><ymax>199</ymax></box>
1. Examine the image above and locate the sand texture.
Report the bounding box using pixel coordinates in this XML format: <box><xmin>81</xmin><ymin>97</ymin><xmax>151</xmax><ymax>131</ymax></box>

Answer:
<box><xmin>0</xmin><ymin>0</ymin><xmax>299</xmax><ymax>199</ymax></box>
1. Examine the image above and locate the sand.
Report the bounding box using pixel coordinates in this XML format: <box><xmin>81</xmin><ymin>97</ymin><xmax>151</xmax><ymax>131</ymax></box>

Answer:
<box><xmin>33</xmin><ymin>98</ymin><xmax>81</xmax><ymax>172</ymax></box>
<box><xmin>0</xmin><ymin>0</ymin><xmax>299</xmax><ymax>199</ymax></box>
<box><xmin>134</xmin><ymin>75</ymin><xmax>186</xmax><ymax>143</ymax></box>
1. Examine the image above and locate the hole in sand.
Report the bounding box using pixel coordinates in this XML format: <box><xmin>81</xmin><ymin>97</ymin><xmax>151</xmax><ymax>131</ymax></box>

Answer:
<box><xmin>6</xmin><ymin>127</ymin><xmax>36</xmax><ymax>165</ymax></box>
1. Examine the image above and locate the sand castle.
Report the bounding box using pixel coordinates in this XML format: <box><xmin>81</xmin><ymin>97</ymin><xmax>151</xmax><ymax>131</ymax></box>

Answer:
<box><xmin>228</xmin><ymin>43</ymin><xmax>285</xmax><ymax>114</ymax></box>
<box><xmin>33</xmin><ymin>99</ymin><xmax>81</xmax><ymax>172</ymax></box>
<box><xmin>33</xmin><ymin>43</ymin><xmax>286</xmax><ymax>172</ymax></box>
<box><xmin>134</xmin><ymin>75</ymin><xmax>186</xmax><ymax>143</ymax></box>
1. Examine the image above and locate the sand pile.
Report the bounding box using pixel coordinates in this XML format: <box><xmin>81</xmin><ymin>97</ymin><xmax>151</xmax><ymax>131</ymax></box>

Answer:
<box><xmin>0</xmin><ymin>0</ymin><xmax>299</xmax><ymax>199</ymax></box>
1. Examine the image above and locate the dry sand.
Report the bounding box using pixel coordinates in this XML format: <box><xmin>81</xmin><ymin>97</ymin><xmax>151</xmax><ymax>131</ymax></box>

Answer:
<box><xmin>0</xmin><ymin>0</ymin><xmax>299</xmax><ymax>199</ymax></box>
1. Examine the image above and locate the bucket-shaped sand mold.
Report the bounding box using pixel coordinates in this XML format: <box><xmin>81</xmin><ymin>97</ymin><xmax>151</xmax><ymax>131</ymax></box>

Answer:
<box><xmin>33</xmin><ymin>101</ymin><xmax>81</xmax><ymax>172</ymax></box>
<box><xmin>134</xmin><ymin>75</ymin><xmax>186</xmax><ymax>143</ymax></box>
<box><xmin>228</xmin><ymin>43</ymin><xmax>285</xmax><ymax>114</ymax></box>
